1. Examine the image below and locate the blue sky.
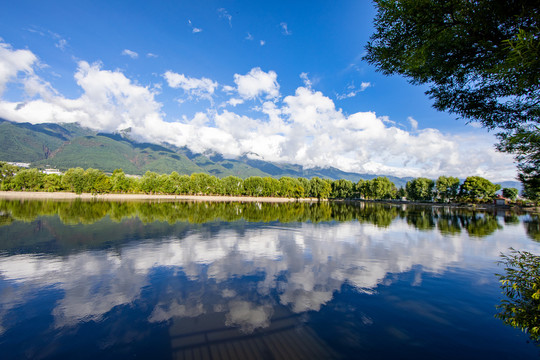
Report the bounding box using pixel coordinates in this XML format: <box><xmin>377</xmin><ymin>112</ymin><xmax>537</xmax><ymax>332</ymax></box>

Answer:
<box><xmin>0</xmin><ymin>0</ymin><xmax>517</xmax><ymax>180</ymax></box>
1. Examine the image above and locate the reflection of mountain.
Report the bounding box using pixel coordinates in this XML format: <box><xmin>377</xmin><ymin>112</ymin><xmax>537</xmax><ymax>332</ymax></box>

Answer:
<box><xmin>0</xmin><ymin>212</ymin><xmax>535</xmax><ymax>344</ymax></box>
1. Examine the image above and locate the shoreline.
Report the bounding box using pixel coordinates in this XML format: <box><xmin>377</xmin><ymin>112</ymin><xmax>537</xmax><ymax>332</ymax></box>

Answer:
<box><xmin>0</xmin><ymin>191</ymin><xmax>320</xmax><ymax>203</ymax></box>
<box><xmin>0</xmin><ymin>191</ymin><xmax>538</xmax><ymax>213</ymax></box>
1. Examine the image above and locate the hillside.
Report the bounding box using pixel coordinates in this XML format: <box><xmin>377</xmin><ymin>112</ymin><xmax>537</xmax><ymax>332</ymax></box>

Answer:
<box><xmin>0</xmin><ymin>119</ymin><xmax>519</xmax><ymax>189</ymax></box>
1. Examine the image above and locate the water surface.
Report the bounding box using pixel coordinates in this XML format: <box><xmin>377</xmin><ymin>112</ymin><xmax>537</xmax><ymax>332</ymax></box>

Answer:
<box><xmin>0</xmin><ymin>200</ymin><xmax>539</xmax><ymax>359</ymax></box>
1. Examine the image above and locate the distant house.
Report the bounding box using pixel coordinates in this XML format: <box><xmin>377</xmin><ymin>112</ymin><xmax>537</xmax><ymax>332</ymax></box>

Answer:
<box><xmin>43</xmin><ymin>168</ymin><xmax>62</xmax><ymax>175</ymax></box>
<box><xmin>494</xmin><ymin>195</ymin><xmax>507</xmax><ymax>206</ymax></box>
<box><xmin>7</xmin><ymin>162</ymin><xmax>30</xmax><ymax>168</ymax></box>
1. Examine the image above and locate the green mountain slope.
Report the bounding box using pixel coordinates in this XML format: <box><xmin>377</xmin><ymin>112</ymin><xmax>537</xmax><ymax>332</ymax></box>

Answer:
<box><xmin>0</xmin><ymin>119</ymin><xmax>90</xmax><ymax>162</ymax></box>
<box><xmin>33</xmin><ymin>134</ymin><xmax>206</xmax><ymax>175</ymax></box>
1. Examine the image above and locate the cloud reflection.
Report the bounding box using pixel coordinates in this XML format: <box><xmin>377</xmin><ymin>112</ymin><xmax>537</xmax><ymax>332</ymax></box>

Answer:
<box><xmin>0</xmin><ymin>218</ymin><xmax>535</xmax><ymax>335</ymax></box>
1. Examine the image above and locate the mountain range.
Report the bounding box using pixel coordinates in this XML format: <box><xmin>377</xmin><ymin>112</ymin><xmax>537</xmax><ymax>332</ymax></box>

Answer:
<box><xmin>0</xmin><ymin>118</ymin><xmax>520</xmax><ymax>190</ymax></box>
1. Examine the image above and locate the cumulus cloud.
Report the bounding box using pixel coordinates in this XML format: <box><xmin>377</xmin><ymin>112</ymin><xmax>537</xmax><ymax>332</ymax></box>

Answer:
<box><xmin>0</xmin><ymin>42</ymin><xmax>38</xmax><ymax>96</ymax></box>
<box><xmin>163</xmin><ymin>71</ymin><xmax>218</xmax><ymax>101</ymax></box>
<box><xmin>0</xmin><ymin>41</ymin><xmax>517</xmax><ymax>181</ymax></box>
<box><xmin>121</xmin><ymin>49</ymin><xmax>138</xmax><ymax>59</ymax></box>
<box><xmin>234</xmin><ymin>67</ymin><xmax>279</xmax><ymax>100</ymax></box>
<box><xmin>260</xmin><ymin>40</ymin><xmax>265</xmax><ymax>46</ymax></box>
<box><xmin>146</xmin><ymin>53</ymin><xmax>158</xmax><ymax>58</ymax></box>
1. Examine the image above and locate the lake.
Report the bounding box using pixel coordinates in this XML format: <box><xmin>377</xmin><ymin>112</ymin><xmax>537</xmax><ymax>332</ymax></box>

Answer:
<box><xmin>0</xmin><ymin>199</ymin><xmax>539</xmax><ymax>359</ymax></box>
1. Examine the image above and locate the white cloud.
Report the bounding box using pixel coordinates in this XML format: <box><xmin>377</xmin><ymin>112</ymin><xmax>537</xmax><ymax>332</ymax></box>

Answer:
<box><xmin>336</xmin><ymin>82</ymin><xmax>371</xmax><ymax>100</ymax></box>
<box><xmin>163</xmin><ymin>71</ymin><xmax>218</xmax><ymax>101</ymax></box>
<box><xmin>227</xmin><ymin>98</ymin><xmax>244</xmax><ymax>107</ymax></box>
<box><xmin>300</xmin><ymin>72</ymin><xmax>312</xmax><ymax>89</ymax></box>
<box><xmin>234</xmin><ymin>67</ymin><xmax>279</xmax><ymax>100</ymax></box>
<box><xmin>408</xmin><ymin>117</ymin><xmax>418</xmax><ymax>131</ymax></box>
<box><xmin>188</xmin><ymin>20</ymin><xmax>202</xmax><ymax>33</ymax></box>
<box><xmin>0</xmin><ymin>41</ymin><xmax>517</xmax><ymax>181</ymax></box>
<box><xmin>0</xmin><ymin>42</ymin><xmax>38</xmax><ymax>96</ymax></box>
<box><xmin>280</xmin><ymin>22</ymin><xmax>292</xmax><ymax>35</ymax></box>
<box><xmin>218</xmin><ymin>8</ymin><xmax>232</xmax><ymax>27</ymax></box>
<box><xmin>245</xmin><ymin>33</ymin><xmax>253</xmax><ymax>41</ymax></box>
<box><xmin>260</xmin><ymin>40</ymin><xmax>265</xmax><ymax>46</ymax></box>
<box><xmin>146</xmin><ymin>53</ymin><xmax>158</xmax><ymax>58</ymax></box>
<box><xmin>122</xmin><ymin>49</ymin><xmax>139</xmax><ymax>59</ymax></box>
<box><xmin>55</xmin><ymin>39</ymin><xmax>67</xmax><ymax>51</ymax></box>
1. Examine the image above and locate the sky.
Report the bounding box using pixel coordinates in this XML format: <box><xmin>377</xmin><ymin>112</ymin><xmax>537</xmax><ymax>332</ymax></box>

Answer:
<box><xmin>0</xmin><ymin>0</ymin><xmax>518</xmax><ymax>181</ymax></box>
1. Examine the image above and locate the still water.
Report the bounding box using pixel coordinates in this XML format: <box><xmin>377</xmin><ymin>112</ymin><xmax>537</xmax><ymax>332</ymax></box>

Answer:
<box><xmin>0</xmin><ymin>199</ymin><xmax>539</xmax><ymax>359</ymax></box>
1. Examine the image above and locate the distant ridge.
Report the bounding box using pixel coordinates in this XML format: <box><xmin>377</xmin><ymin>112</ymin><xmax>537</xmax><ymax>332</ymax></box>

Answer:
<box><xmin>0</xmin><ymin>118</ymin><xmax>519</xmax><ymax>190</ymax></box>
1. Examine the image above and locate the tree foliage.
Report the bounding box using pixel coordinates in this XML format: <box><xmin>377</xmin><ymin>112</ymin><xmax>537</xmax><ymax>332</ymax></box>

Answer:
<box><xmin>436</xmin><ymin>176</ymin><xmax>460</xmax><ymax>202</ymax></box>
<box><xmin>406</xmin><ymin>177</ymin><xmax>434</xmax><ymax>201</ymax></box>
<box><xmin>502</xmin><ymin>187</ymin><xmax>519</xmax><ymax>200</ymax></box>
<box><xmin>496</xmin><ymin>249</ymin><xmax>540</xmax><ymax>343</ymax></box>
<box><xmin>364</xmin><ymin>0</ymin><xmax>540</xmax><ymax>198</ymax></box>
<box><xmin>460</xmin><ymin>176</ymin><xmax>501</xmax><ymax>202</ymax></box>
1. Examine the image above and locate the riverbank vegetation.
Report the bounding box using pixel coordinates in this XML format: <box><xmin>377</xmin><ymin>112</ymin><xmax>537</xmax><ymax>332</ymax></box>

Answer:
<box><xmin>0</xmin><ymin>162</ymin><xmax>526</xmax><ymax>204</ymax></box>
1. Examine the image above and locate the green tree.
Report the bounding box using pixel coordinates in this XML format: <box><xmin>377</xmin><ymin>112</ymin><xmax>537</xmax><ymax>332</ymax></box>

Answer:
<box><xmin>436</xmin><ymin>176</ymin><xmax>460</xmax><ymax>202</ymax></box>
<box><xmin>278</xmin><ymin>177</ymin><xmax>304</xmax><ymax>198</ymax></box>
<box><xmin>43</xmin><ymin>173</ymin><xmax>63</xmax><ymax>192</ymax></box>
<box><xmin>355</xmin><ymin>179</ymin><xmax>369</xmax><ymax>199</ymax></box>
<box><xmin>62</xmin><ymin>167</ymin><xmax>85</xmax><ymax>194</ymax></box>
<box><xmin>364</xmin><ymin>0</ymin><xmax>540</xmax><ymax>199</ymax></box>
<box><xmin>496</xmin><ymin>249</ymin><xmax>540</xmax><ymax>343</ymax></box>
<box><xmin>0</xmin><ymin>162</ymin><xmax>20</xmax><ymax>190</ymax></box>
<box><xmin>498</xmin><ymin>129</ymin><xmax>540</xmax><ymax>202</ymax></box>
<box><xmin>502</xmin><ymin>187</ymin><xmax>519</xmax><ymax>200</ymax></box>
<box><xmin>110</xmin><ymin>169</ymin><xmax>130</xmax><ymax>193</ymax></box>
<box><xmin>12</xmin><ymin>168</ymin><xmax>45</xmax><ymax>191</ymax></box>
<box><xmin>297</xmin><ymin>177</ymin><xmax>311</xmax><ymax>197</ymax></box>
<box><xmin>331</xmin><ymin>179</ymin><xmax>354</xmax><ymax>199</ymax></box>
<box><xmin>83</xmin><ymin>168</ymin><xmax>108</xmax><ymax>193</ymax></box>
<box><xmin>243</xmin><ymin>176</ymin><xmax>265</xmax><ymax>196</ymax></box>
<box><xmin>406</xmin><ymin>177</ymin><xmax>435</xmax><ymax>201</ymax></box>
<box><xmin>140</xmin><ymin>171</ymin><xmax>160</xmax><ymax>194</ymax></box>
<box><xmin>262</xmin><ymin>177</ymin><xmax>280</xmax><ymax>197</ymax></box>
<box><xmin>309</xmin><ymin>177</ymin><xmax>332</xmax><ymax>199</ymax></box>
<box><xmin>221</xmin><ymin>176</ymin><xmax>244</xmax><ymax>196</ymax></box>
<box><xmin>369</xmin><ymin>176</ymin><xmax>396</xmax><ymax>200</ymax></box>
<box><xmin>460</xmin><ymin>176</ymin><xmax>501</xmax><ymax>203</ymax></box>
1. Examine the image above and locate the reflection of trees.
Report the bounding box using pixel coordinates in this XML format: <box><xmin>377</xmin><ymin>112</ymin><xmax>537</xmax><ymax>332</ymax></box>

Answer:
<box><xmin>0</xmin><ymin>200</ymin><xmax>531</xmax><ymax>239</ymax></box>
<box><xmin>461</xmin><ymin>213</ymin><xmax>502</xmax><ymax>238</ymax></box>
<box><xmin>58</xmin><ymin>200</ymin><xmax>112</xmax><ymax>225</ymax></box>
<box><xmin>496</xmin><ymin>249</ymin><xmax>540</xmax><ymax>343</ymax></box>
<box><xmin>525</xmin><ymin>215</ymin><xmax>540</xmax><ymax>242</ymax></box>
<box><xmin>435</xmin><ymin>210</ymin><xmax>462</xmax><ymax>235</ymax></box>
<box><xmin>406</xmin><ymin>209</ymin><xmax>436</xmax><ymax>230</ymax></box>
<box><xmin>356</xmin><ymin>203</ymin><xmax>399</xmax><ymax>228</ymax></box>
<box><xmin>0</xmin><ymin>213</ymin><xmax>13</xmax><ymax>227</ymax></box>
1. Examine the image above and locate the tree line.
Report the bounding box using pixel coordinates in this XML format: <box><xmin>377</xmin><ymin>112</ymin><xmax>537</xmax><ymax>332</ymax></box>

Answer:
<box><xmin>0</xmin><ymin>162</ymin><xmax>521</xmax><ymax>203</ymax></box>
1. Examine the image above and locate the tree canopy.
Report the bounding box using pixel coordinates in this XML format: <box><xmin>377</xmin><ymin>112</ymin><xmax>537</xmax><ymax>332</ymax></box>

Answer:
<box><xmin>496</xmin><ymin>249</ymin><xmax>540</xmax><ymax>343</ymax></box>
<box><xmin>364</xmin><ymin>0</ymin><xmax>540</xmax><ymax>199</ymax></box>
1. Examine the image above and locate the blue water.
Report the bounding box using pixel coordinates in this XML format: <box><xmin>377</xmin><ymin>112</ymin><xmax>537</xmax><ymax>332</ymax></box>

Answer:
<box><xmin>0</xmin><ymin>200</ymin><xmax>538</xmax><ymax>359</ymax></box>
